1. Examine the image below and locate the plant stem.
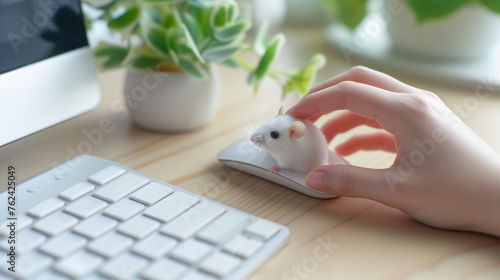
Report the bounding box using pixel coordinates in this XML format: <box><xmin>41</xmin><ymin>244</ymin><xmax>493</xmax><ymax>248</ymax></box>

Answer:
<box><xmin>272</xmin><ymin>68</ymin><xmax>295</xmax><ymax>76</ymax></box>
<box><xmin>267</xmin><ymin>70</ymin><xmax>283</xmax><ymax>82</ymax></box>
<box><xmin>233</xmin><ymin>56</ymin><xmax>254</xmax><ymax>72</ymax></box>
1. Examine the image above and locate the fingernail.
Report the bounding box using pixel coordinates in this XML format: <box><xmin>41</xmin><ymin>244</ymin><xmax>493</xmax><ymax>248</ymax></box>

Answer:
<box><xmin>307</xmin><ymin>171</ymin><xmax>329</xmax><ymax>193</ymax></box>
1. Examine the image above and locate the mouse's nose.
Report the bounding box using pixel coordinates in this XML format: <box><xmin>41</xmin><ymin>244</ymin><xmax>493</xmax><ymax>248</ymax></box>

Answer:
<box><xmin>251</xmin><ymin>134</ymin><xmax>264</xmax><ymax>144</ymax></box>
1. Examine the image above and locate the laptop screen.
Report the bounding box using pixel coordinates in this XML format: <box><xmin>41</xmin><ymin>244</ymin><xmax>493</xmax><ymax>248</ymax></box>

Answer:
<box><xmin>0</xmin><ymin>0</ymin><xmax>88</xmax><ymax>74</ymax></box>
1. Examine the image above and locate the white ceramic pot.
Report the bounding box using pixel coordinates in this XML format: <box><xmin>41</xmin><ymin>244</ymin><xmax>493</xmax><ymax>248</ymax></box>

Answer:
<box><xmin>386</xmin><ymin>1</ymin><xmax>500</xmax><ymax>60</ymax></box>
<box><xmin>243</xmin><ymin>0</ymin><xmax>286</xmax><ymax>30</ymax></box>
<box><xmin>123</xmin><ymin>64</ymin><xmax>221</xmax><ymax>132</ymax></box>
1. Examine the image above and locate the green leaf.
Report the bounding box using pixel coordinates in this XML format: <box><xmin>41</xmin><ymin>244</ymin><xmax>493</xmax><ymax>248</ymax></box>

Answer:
<box><xmin>252</xmin><ymin>21</ymin><xmax>269</xmax><ymax>56</ymax></box>
<box><xmin>202</xmin><ymin>44</ymin><xmax>244</xmax><ymax>61</ymax></box>
<box><xmin>211</xmin><ymin>5</ymin><xmax>228</xmax><ymax>28</ymax></box>
<box><xmin>407</xmin><ymin>0</ymin><xmax>469</xmax><ymax>22</ymax></box>
<box><xmin>130</xmin><ymin>55</ymin><xmax>163</xmax><ymax>69</ymax></box>
<box><xmin>247</xmin><ymin>72</ymin><xmax>256</xmax><ymax>87</ymax></box>
<box><xmin>108</xmin><ymin>6</ymin><xmax>140</xmax><ymax>29</ymax></box>
<box><xmin>93</xmin><ymin>43</ymin><xmax>129</xmax><ymax>69</ymax></box>
<box><xmin>182</xmin><ymin>11</ymin><xmax>200</xmax><ymax>44</ymax></box>
<box><xmin>180</xmin><ymin>23</ymin><xmax>205</xmax><ymax>63</ymax></box>
<box><xmin>331</xmin><ymin>0</ymin><xmax>367</xmax><ymax>30</ymax></box>
<box><xmin>166</xmin><ymin>28</ymin><xmax>180</xmax><ymax>64</ymax></box>
<box><xmin>210</xmin><ymin>1</ymin><xmax>238</xmax><ymax>28</ymax></box>
<box><xmin>219</xmin><ymin>58</ymin><xmax>239</xmax><ymax>68</ymax></box>
<box><xmin>479</xmin><ymin>0</ymin><xmax>500</xmax><ymax>14</ymax></box>
<box><xmin>252</xmin><ymin>34</ymin><xmax>285</xmax><ymax>83</ymax></box>
<box><xmin>192</xmin><ymin>7</ymin><xmax>213</xmax><ymax>40</ymax></box>
<box><xmin>198</xmin><ymin>37</ymin><xmax>213</xmax><ymax>52</ymax></box>
<box><xmin>178</xmin><ymin>57</ymin><xmax>207</xmax><ymax>79</ymax></box>
<box><xmin>162</xmin><ymin>14</ymin><xmax>177</xmax><ymax>29</ymax></box>
<box><xmin>143</xmin><ymin>24</ymin><xmax>169</xmax><ymax>56</ymax></box>
<box><xmin>227</xmin><ymin>3</ymin><xmax>238</xmax><ymax>23</ymax></box>
<box><xmin>283</xmin><ymin>79</ymin><xmax>298</xmax><ymax>97</ymax></box>
<box><xmin>187</xmin><ymin>0</ymin><xmax>217</xmax><ymax>9</ymax></box>
<box><xmin>295</xmin><ymin>54</ymin><xmax>326</xmax><ymax>96</ymax></box>
<box><xmin>84</xmin><ymin>0</ymin><xmax>115</xmax><ymax>9</ymax></box>
<box><xmin>206</xmin><ymin>34</ymin><xmax>244</xmax><ymax>50</ymax></box>
<box><xmin>213</xmin><ymin>20</ymin><xmax>251</xmax><ymax>42</ymax></box>
<box><xmin>139</xmin><ymin>0</ymin><xmax>183</xmax><ymax>3</ymax></box>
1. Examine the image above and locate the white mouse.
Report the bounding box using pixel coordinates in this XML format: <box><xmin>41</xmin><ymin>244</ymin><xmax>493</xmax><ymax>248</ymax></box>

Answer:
<box><xmin>250</xmin><ymin>105</ymin><xmax>329</xmax><ymax>173</ymax></box>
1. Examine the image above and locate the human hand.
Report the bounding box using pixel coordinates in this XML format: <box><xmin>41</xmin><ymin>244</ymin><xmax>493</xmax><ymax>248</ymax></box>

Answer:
<box><xmin>287</xmin><ymin>66</ymin><xmax>500</xmax><ymax>237</ymax></box>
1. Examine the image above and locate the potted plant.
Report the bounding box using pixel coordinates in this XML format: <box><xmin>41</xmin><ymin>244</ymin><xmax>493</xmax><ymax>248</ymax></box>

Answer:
<box><xmin>323</xmin><ymin>0</ymin><xmax>500</xmax><ymax>60</ymax></box>
<box><xmin>82</xmin><ymin>0</ymin><xmax>325</xmax><ymax>132</ymax></box>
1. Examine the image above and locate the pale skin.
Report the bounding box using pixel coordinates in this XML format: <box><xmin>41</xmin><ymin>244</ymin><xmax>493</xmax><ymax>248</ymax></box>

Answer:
<box><xmin>287</xmin><ymin>66</ymin><xmax>500</xmax><ymax>237</ymax></box>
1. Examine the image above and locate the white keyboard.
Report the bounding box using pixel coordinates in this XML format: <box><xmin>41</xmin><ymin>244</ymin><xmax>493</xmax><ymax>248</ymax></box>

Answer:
<box><xmin>0</xmin><ymin>155</ymin><xmax>289</xmax><ymax>279</ymax></box>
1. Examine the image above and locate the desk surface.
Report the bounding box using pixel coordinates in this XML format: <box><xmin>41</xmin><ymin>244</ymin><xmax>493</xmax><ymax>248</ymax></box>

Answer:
<box><xmin>2</xmin><ymin>25</ymin><xmax>500</xmax><ymax>279</ymax></box>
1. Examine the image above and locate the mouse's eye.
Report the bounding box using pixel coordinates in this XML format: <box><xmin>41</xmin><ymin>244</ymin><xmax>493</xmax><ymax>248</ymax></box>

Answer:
<box><xmin>270</xmin><ymin>131</ymin><xmax>279</xmax><ymax>139</ymax></box>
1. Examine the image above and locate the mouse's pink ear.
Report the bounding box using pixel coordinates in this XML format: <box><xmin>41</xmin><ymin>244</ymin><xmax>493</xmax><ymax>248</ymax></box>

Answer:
<box><xmin>276</xmin><ymin>104</ymin><xmax>285</xmax><ymax>116</ymax></box>
<box><xmin>289</xmin><ymin>121</ymin><xmax>306</xmax><ymax>140</ymax></box>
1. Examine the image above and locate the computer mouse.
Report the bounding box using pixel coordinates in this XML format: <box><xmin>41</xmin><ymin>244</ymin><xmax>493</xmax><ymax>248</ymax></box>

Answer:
<box><xmin>216</xmin><ymin>139</ymin><xmax>349</xmax><ymax>199</ymax></box>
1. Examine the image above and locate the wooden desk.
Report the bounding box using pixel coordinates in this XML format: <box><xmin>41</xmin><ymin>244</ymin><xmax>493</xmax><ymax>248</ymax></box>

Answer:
<box><xmin>2</xmin><ymin>25</ymin><xmax>500</xmax><ymax>279</ymax></box>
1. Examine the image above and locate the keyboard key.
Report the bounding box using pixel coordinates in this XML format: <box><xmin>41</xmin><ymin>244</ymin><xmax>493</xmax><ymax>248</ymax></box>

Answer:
<box><xmin>130</xmin><ymin>182</ymin><xmax>173</xmax><ymax>206</ymax></box>
<box><xmin>141</xmin><ymin>259</ymin><xmax>188</xmax><ymax>280</ymax></box>
<box><xmin>93</xmin><ymin>173</ymin><xmax>149</xmax><ymax>203</ymax></box>
<box><xmin>54</xmin><ymin>250</ymin><xmax>104</xmax><ymax>278</ymax></box>
<box><xmin>32</xmin><ymin>271</ymin><xmax>70</xmax><ymax>280</ymax></box>
<box><xmin>197</xmin><ymin>211</ymin><xmax>250</xmax><ymax>245</ymax></box>
<box><xmin>88</xmin><ymin>232</ymin><xmax>133</xmax><ymax>258</ymax></box>
<box><xmin>170</xmin><ymin>239</ymin><xmax>212</xmax><ymax>265</ymax></box>
<box><xmin>244</xmin><ymin>219</ymin><xmax>281</xmax><ymax>241</ymax></box>
<box><xmin>100</xmin><ymin>252</ymin><xmax>148</xmax><ymax>279</ymax></box>
<box><xmin>132</xmin><ymin>233</ymin><xmax>177</xmax><ymax>260</ymax></box>
<box><xmin>27</xmin><ymin>198</ymin><xmax>65</xmax><ymax>218</ymax></box>
<box><xmin>79</xmin><ymin>275</ymin><xmax>108</xmax><ymax>280</ymax></box>
<box><xmin>179</xmin><ymin>271</ymin><xmax>217</xmax><ymax>280</ymax></box>
<box><xmin>39</xmin><ymin>232</ymin><xmax>87</xmax><ymax>258</ymax></box>
<box><xmin>117</xmin><ymin>215</ymin><xmax>160</xmax><ymax>239</ymax></box>
<box><xmin>199</xmin><ymin>252</ymin><xmax>242</xmax><ymax>278</ymax></box>
<box><xmin>160</xmin><ymin>201</ymin><xmax>225</xmax><ymax>240</ymax></box>
<box><xmin>88</xmin><ymin>166</ymin><xmax>125</xmax><ymax>185</ymax></box>
<box><xmin>0</xmin><ymin>274</ymin><xmax>14</xmax><ymax>280</ymax></box>
<box><xmin>0</xmin><ymin>215</ymin><xmax>33</xmax><ymax>237</ymax></box>
<box><xmin>223</xmin><ymin>234</ymin><xmax>264</xmax><ymax>258</ymax></box>
<box><xmin>144</xmin><ymin>191</ymin><xmax>199</xmax><ymax>223</ymax></box>
<box><xmin>64</xmin><ymin>195</ymin><xmax>108</xmax><ymax>219</ymax></box>
<box><xmin>59</xmin><ymin>181</ymin><xmax>95</xmax><ymax>201</ymax></box>
<box><xmin>73</xmin><ymin>214</ymin><xmax>118</xmax><ymax>239</ymax></box>
<box><xmin>0</xmin><ymin>229</ymin><xmax>46</xmax><ymax>255</ymax></box>
<box><xmin>2</xmin><ymin>251</ymin><xmax>53</xmax><ymax>279</ymax></box>
<box><xmin>103</xmin><ymin>199</ymin><xmax>144</xmax><ymax>221</ymax></box>
<box><xmin>33</xmin><ymin>212</ymin><xmax>78</xmax><ymax>236</ymax></box>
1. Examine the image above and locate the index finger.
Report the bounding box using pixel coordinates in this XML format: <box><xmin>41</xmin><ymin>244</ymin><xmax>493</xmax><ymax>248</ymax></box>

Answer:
<box><xmin>287</xmin><ymin>66</ymin><xmax>417</xmax><ymax>122</ymax></box>
<box><xmin>288</xmin><ymin>81</ymin><xmax>402</xmax><ymax>134</ymax></box>
<box><xmin>308</xmin><ymin>66</ymin><xmax>419</xmax><ymax>95</ymax></box>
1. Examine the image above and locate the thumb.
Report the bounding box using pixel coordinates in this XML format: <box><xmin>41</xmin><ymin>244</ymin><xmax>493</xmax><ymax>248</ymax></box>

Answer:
<box><xmin>307</xmin><ymin>165</ymin><xmax>396</xmax><ymax>203</ymax></box>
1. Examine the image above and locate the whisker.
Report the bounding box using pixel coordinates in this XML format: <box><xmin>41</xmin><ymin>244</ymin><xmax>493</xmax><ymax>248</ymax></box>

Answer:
<box><xmin>237</xmin><ymin>109</ymin><xmax>255</xmax><ymax>136</ymax></box>
<box><xmin>229</xmin><ymin>108</ymin><xmax>255</xmax><ymax>137</ymax></box>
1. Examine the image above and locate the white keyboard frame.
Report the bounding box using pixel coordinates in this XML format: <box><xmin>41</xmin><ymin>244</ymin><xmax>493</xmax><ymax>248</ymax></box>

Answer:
<box><xmin>0</xmin><ymin>155</ymin><xmax>289</xmax><ymax>279</ymax></box>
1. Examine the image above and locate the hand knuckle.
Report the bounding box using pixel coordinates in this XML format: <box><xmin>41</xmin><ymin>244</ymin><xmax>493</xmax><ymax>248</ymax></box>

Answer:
<box><xmin>336</xmin><ymin>80</ymin><xmax>358</xmax><ymax>90</ymax></box>
<box><xmin>337</xmin><ymin>167</ymin><xmax>357</xmax><ymax>196</ymax></box>
<box><xmin>397</xmin><ymin>94</ymin><xmax>435</xmax><ymax>119</ymax></box>
<box><xmin>349</xmin><ymin>65</ymin><xmax>373</xmax><ymax>76</ymax></box>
